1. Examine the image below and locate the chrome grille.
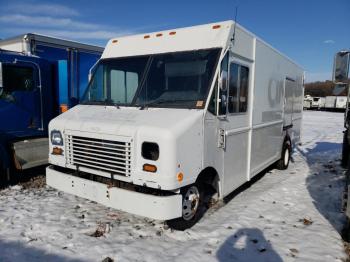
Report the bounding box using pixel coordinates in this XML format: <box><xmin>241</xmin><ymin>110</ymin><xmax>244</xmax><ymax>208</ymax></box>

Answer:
<box><xmin>66</xmin><ymin>135</ymin><xmax>131</xmax><ymax>176</ymax></box>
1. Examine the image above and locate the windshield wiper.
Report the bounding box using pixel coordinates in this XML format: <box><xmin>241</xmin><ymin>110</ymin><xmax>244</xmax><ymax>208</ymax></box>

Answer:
<box><xmin>139</xmin><ymin>99</ymin><xmax>198</xmax><ymax>109</ymax></box>
<box><xmin>82</xmin><ymin>99</ymin><xmax>119</xmax><ymax>108</ymax></box>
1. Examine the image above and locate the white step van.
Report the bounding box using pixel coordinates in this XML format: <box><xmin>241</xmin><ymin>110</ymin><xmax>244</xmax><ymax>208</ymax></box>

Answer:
<box><xmin>46</xmin><ymin>21</ymin><xmax>304</xmax><ymax>230</ymax></box>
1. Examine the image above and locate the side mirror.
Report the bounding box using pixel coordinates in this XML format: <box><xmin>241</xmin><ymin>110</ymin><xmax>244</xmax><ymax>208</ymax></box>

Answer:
<box><xmin>333</xmin><ymin>51</ymin><xmax>350</xmax><ymax>84</ymax></box>
<box><xmin>219</xmin><ymin>65</ymin><xmax>228</xmax><ymax>90</ymax></box>
<box><xmin>333</xmin><ymin>83</ymin><xmax>347</xmax><ymax>96</ymax></box>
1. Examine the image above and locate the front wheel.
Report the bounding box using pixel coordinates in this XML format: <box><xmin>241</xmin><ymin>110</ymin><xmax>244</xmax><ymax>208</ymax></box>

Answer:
<box><xmin>167</xmin><ymin>184</ymin><xmax>206</xmax><ymax>231</ymax></box>
<box><xmin>276</xmin><ymin>139</ymin><xmax>291</xmax><ymax>170</ymax></box>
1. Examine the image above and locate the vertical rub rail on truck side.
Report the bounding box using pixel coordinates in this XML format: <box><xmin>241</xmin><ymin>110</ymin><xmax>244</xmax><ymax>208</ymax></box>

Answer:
<box><xmin>46</xmin><ymin>21</ymin><xmax>304</xmax><ymax>230</ymax></box>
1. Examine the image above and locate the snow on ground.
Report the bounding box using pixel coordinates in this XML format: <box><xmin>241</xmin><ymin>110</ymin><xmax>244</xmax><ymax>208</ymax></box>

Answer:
<box><xmin>0</xmin><ymin>111</ymin><xmax>347</xmax><ymax>261</ymax></box>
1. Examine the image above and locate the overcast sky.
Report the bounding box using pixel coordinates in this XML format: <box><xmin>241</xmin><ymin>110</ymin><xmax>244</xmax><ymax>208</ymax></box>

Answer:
<box><xmin>0</xmin><ymin>0</ymin><xmax>349</xmax><ymax>82</ymax></box>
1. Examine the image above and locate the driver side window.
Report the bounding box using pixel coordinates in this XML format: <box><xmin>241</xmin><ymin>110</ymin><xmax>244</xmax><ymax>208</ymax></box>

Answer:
<box><xmin>1</xmin><ymin>65</ymin><xmax>35</xmax><ymax>94</ymax></box>
<box><xmin>0</xmin><ymin>64</ymin><xmax>35</xmax><ymax>101</ymax></box>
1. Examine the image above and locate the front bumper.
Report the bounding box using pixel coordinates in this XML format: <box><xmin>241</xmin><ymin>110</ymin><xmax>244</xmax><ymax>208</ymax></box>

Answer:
<box><xmin>46</xmin><ymin>166</ymin><xmax>182</xmax><ymax>220</ymax></box>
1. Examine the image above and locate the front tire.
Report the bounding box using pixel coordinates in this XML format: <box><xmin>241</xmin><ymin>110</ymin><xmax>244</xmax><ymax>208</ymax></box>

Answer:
<box><xmin>167</xmin><ymin>183</ymin><xmax>206</xmax><ymax>231</ymax></box>
<box><xmin>276</xmin><ymin>139</ymin><xmax>291</xmax><ymax>170</ymax></box>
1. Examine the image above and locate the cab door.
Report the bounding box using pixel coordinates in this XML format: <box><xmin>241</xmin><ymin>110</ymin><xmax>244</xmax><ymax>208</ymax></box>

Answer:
<box><xmin>217</xmin><ymin>52</ymin><xmax>252</xmax><ymax>196</ymax></box>
<box><xmin>0</xmin><ymin>62</ymin><xmax>40</xmax><ymax>131</ymax></box>
<box><xmin>283</xmin><ymin>78</ymin><xmax>295</xmax><ymax>128</ymax></box>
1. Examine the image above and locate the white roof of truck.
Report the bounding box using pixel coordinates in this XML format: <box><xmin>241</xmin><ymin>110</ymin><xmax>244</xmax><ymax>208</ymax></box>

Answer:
<box><xmin>102</xmin><ymin>21</ymin><xmax>233</xmax><ymax>59</ymax></box>
<box><xmin>102</xmin><ymin>20</ymin><xmax>302</xmax><ymax>70</ymax></box>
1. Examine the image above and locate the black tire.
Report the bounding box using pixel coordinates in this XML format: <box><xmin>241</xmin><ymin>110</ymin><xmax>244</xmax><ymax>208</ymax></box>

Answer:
<box><xmin>0</xmin><ymin>161</ymin><xmax>8</xmax><ymax>188</ymax></box>
<box><xmin>276</xmin><ymin>139</ymin><xmax>291</xmax><ymax>170</ymax></box>
<box><xmin>342</xmin><ymin>130</ymin><xmax>349</xmax><ymax>168</ymax></box>
<box><xmin>167</xmin><ymin>183</ymin><xmax>206</xmax><ymax>231</ymax></box>
<box><xmin>342</xmin><ymin>217</ymin><xmax>350</xmax><ymax>242</ymax></box>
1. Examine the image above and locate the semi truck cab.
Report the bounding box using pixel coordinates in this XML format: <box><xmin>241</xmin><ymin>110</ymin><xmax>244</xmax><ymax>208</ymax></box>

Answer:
<box><xmin>0</xmin><ymin>50</ymin><xmax>53</xmax><ymax>175</ymax></box>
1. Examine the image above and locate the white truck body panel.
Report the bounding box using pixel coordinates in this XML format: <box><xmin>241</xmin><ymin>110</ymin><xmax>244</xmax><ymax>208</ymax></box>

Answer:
<box><xmin>46</xmin><ymin>166</ymin><xmax>182</xmax><ymax>220</ymax></box>
<box><xmin>47</xmin><ymin>21</ymin><xmax>304</xmax><ymax>220</ymax></box>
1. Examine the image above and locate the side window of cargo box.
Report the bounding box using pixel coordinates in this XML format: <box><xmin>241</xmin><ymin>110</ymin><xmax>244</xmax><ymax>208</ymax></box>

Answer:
<box><xmin>228</xmin><ymin>63</ymin><xmax>249</xmax><ymax>113</ymax></box>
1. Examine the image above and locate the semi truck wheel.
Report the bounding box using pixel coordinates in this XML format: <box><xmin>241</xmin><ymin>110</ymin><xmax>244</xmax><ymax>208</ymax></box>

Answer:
<box><xmin>0</xmin><ymin>162</ymin><xmax>8</xmax><ymax>188</ymax></box>
<box><xmin>167</xmin><ymin>183</ymin><xmax>206</xmax><ymax>230</ymax></box>
<box><xmin>342</xmin><ymin>130</ymin><xmax>349</xmax><ymax>168</ymax></box>
<box><xmin>276</xmin><ymin>139</ymin><xmax>291</xmax><ymax>170</ymax></box>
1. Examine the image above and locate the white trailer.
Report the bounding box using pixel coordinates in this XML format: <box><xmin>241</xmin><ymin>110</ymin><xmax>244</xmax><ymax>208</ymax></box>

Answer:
<box><xmin>336</xmin><ymin>96</ymin><xmax>347</xmax><ymax>110</ymax></box>
<box><xmin>303</xmin><ymin>95</ymin><xmax>312</xmax><ymax>110</ymax></box>
<box><xmin>311</xmin><ymin>97</ymin><xmax>325</xmax><ymax>109</ymax></box>
<box><xmin>325</xmin><ymin>96</ymin><xmax>337</xmax><ymax>109</ymax></box>
<box><xmin>46</xmin><ymin>21</ymin><xmax>304</xmax><ymax>230</ymax></box>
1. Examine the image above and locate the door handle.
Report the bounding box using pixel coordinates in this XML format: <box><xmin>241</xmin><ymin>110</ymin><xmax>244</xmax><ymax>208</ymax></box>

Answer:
<box><xmin>218</xmin><ymin>128</ymin><xmax>226</xmax><ymax>149</ymax></box>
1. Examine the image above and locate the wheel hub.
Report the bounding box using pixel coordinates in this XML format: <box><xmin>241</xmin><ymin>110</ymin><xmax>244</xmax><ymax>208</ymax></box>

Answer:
<box><xmin>182</xmin><ymin>186</ymin><xmax>200</xmax><ymax>221</ymax></box>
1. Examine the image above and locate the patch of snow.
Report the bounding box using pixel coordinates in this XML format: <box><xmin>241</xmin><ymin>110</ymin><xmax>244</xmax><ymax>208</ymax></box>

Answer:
<box><xmin>0</xmin><ymin>111</ymin><xmax>347</xmax><ymax>261</ymax></box>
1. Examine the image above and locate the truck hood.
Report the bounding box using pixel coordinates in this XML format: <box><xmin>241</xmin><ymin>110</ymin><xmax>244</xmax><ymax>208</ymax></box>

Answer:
<box><xmin>50</xmin><ymin>105</ymin><xmax>204</xmax><ymax>136</ymax></box>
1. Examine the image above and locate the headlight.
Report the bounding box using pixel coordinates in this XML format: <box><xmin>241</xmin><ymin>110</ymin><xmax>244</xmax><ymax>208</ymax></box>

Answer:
<box><xmin>50</xmin><ymin>130</ymin><xmax>63</xmax><ymax>146</ymax></box>
<box><xmin>142</xmin><ymin>142</ymin><xmax>159</xmax><ymax>161</ymax></box>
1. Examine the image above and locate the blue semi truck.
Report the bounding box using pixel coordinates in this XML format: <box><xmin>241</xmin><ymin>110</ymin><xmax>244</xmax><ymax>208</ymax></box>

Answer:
<box><xmin>0</xmin><ymin>33</ymin><xmax>103</xmax><ymax>183</ymax></box>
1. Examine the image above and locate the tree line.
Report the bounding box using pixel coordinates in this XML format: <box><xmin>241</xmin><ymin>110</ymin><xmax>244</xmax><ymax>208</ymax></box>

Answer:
<box><xmin>305</xmin><ymin>80</ymin><xmax>348</xmax><ymax>97</ymax></box>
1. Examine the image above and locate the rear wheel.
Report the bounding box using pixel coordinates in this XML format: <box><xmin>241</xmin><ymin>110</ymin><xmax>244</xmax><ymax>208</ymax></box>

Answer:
<box><xmin>167</xmin><ymin>183</ymin><xmax>206</xmax><ymax>231</ymax></box>
<box><xmin>276</xmin><ymin>139</ymin><xmax>291</xmax><ymax>170</ymax></box>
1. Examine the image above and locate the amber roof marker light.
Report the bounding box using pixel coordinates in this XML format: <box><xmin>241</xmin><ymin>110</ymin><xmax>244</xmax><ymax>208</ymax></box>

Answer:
<box><xmin>212</xmin><ymin>25</ymin><xmax>221</xmax><ymax>29</ymax></box>
<box><xmin>156</xmin><ymin>33</ymin><xmax>163</xmax><ymax>37</ymax></box>
<box><xmin>144</xmin><ymin>35</ymin><xmax>150</xmax><ymax>39</ymax></box>
<box><xmin>169</xmin><ymin>31</ymin><xmax>176</xmax><ymax>35</ymax></box>
<box><xmin>112</xmin><ymin>39</ymin><xmax>118</xmax><ymax>43</ymax></box>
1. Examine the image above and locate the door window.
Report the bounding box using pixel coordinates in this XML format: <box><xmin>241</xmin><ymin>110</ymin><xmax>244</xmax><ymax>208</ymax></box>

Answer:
<box><xmin>2</xmin><ymin>65</ymin><xmax>35</xmax><ymax>92</ymax></box>
<box><xmin>0</xmin><ymin>65</ymin><xmax>35</xmax><ymax>100</ymax></box>
<box><xmin>110</xmin><ymin>70</ymin><xmax>139</xmax><ymax>104</ymax></box>
<box><xmin>228</xmin><ymin>63</ymin><xmax>249</xmax><ymax>113</ymax></box>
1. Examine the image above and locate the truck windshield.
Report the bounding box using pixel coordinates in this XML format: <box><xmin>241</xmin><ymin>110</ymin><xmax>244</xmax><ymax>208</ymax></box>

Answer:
<box><xmin>81</xmin><ymin>48</ymin><xmax>221</xmax><ymax>108</ymax></box>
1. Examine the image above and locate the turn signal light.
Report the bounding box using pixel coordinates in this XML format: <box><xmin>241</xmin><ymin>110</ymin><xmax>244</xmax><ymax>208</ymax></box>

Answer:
<box><xmin>52</xmin><ymin>147</ymin><xmax>63</xmax><ymax>155</ymax></box>
<box><xmin>177</xmin><ymin>172</ymin><xmax>184</xmax><ymax>182</ymax></box>
<box><xmin>143</xmin><ymin>164</ymin><xmax>157</xmax><ymax>173</ymax></box>
<box><xmin>60</xmin><ymin>104</ymin><xmax>68</xmax><ymax>113</ymax></box>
